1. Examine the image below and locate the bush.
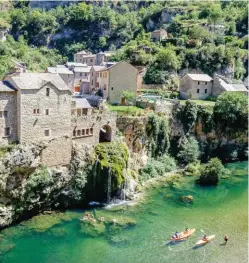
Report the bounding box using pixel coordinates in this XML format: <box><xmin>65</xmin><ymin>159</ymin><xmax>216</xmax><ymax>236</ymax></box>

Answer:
<box><xmin>177</xmin><ymin>136</ymin><xmax>200</xmax><ymax>164</ymax></box>
<box><xmin>181</xmin><ymin>100</ymin><xmax>198</xmax><ymax>132</ymax></box>
<box><xmin>198</xmin><ymin>158</ymin><xmax>229</xmax><ymax>186</ymax></box>
<box><xmin>213</xmin><ymin>92</ymin><xmax>248</xmax><ymax>134</ymax></box>
<box><xmin>184</xmin><ymin>161</ymin><xmax>201</xmax><ymax>176</ymax></box>
<box><xmin>140</xmin><ymin>155</ymin><xmax>177</xmax><ymax>181</ymax></box>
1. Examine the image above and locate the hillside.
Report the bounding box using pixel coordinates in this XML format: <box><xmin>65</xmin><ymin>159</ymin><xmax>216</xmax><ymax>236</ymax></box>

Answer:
<box><xmin>0</xmin><ymin>1</ymin><xmax>248</xmax><ymax>81</ymax></box>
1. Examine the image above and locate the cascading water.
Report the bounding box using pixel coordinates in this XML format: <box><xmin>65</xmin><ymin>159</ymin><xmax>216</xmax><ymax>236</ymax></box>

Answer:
<box><xmin>107</xmin><ymin>167</ymin><xmax>112</xmax><ymax>203</ymax></box>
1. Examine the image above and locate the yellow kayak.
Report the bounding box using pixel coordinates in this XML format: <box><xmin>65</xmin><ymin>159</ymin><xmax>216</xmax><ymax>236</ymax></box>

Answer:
<box><xmin>170</xmin><ymin>228</ymin><xmax>196</xmax><ymax>241</ymax></box>
<box><xmin>196</xmin><ymin>235</ymin><xmax>215</xmax><ymax>246</ymax></box>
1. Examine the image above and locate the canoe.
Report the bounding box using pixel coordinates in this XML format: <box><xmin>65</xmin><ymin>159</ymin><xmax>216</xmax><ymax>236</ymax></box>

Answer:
<box><xmin>170</xmin><ymin>228</ymin><xmax>196</xmax><ymax>241</ymax></box>
<box><xmin>195</xmin><ymin>235</ymin><xmax>215</xmax><ymax>246</ymax></box>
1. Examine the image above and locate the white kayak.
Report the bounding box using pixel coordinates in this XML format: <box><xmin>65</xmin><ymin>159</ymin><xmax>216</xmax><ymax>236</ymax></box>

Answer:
<box><xmin>196</xmin><ymin>235</ymin><xmax>215</xmax><ymax>246</ymax></box>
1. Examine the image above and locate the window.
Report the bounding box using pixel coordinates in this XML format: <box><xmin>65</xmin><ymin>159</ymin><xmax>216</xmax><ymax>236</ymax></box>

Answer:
<box><xmin>96</xmin><ymin>82</ymin><xmax>99</xmax><ymax>88</ymax></box>
<box><xmin>44</xmin><ymin>129</ymin><xmax>50</xmax><ymax>136</ymax></box>
<box><xmin>85</xmin><ymin>73</ymin><xmax>87</xmax><ymax>77</ymax></box>
<box><xmin>90</xmin><ymin>59</ymin><xmax>93</xmax><ymax>62</ymax></box>
<box><xmin>205</xmin><ymin>82</ymin><xmax>207</xmax><ymax>85</ymax></box>
<box><xmin>197</xmin><ymin>82</ymin><xmax>200</xmax><ymax>85</ymax></box>
<box><xmin>68</xmin><ymin>74</ymin><xmax>70</xmax><ymax>77</ymax></box>
<box><xmin>205</xmin><ymin>89</ymin><xmax>207</xmax><ymax>93</ymax></box>
<box><xmin>82</xmin><ymin>129</ymin><xmax>85</xmax><ymax>136</ymax></box>
<box><xmin>100</xmin><ymin>73</ymin><xmax>102</xmax><ymax>77</ymax></box>
<box><xmin>111</xmin><ymin>87</ymin><xmax>114</xmax><ymax>90</ymax></box>
<box><xmin>82</xmin><ymin>108</ymin><xmax>88</xmax><ymax>115</ymax></box>
<box><xmin>90</xmin><ymin>128</ymin><xmax>93</xmax><ymax>134</ymax></box>
<box><xmin>197</xmin><ymin>89</ymin><xmax>200</xmax><ymax>93</ymax></box>
<box><xmin>46</xmin><ymin>88</ymin><xmax>50</xmax><ymax>96</ymax></box>
<box><xmin>92</xmin><ymin>80</ymin><xmax>93</xmax><ymax>85</ymax></box>
<box><xmin>80</xmin><ymin>73</ymin><xmax>82</xmax><ymax>77</ymax></box>
<box><xmin>92</xmin><ymin>72</ymin><xmax>93</xmax><ymax>76</ymax></box>
<box><xmin>0</xmin><ymin>111</ymin><xmax>7</xmax><ymax>118</ymax></box>
<box><xmin>77</xmin><ymin>130</ymin><xmax>81</xmax><ymax>136</ymax></box>
<box><xmin>73</xmin><ymin>130</ymin><xmax>76</xmax><ymax>137</ymax></box>
<box><xmin>86</xmin><ymin>128</ymin><xmax>89</xmax><ymax>135</ymax></box>
<box><xmin>104</xmin><ymin>84</ymin><xmax>107</xmax><ymax>90</ymax></box>
<box><xmin>33</xmin><ymin>109</ymin><xmax>40</xmax><ymax>115</ymax></box>
<box><xmin>4</xmin><ymin>127</ymin><xmax>10</xmax><ymax>137</ymax></box>
<box><xmin>45</xmin><ymin>109</ymin><xmax>49</xmax><ymax>115</ymax></box>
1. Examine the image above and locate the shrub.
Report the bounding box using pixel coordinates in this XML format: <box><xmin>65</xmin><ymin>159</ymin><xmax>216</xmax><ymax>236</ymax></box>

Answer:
<box><xmin>198</xmin><ymin>158</ymin><xmax>229</xmax><ymax>186</ymax></box>
<box><xmin>140</xmin><ymin>155</ymin><xmax>177</xmax><ymax>181</ymax></box>
<box><xmin>181</xmin><ymin>100</ymin><xmax>198</xmax><ymax>132</ymax></box>
<box><xmin>177</xmin><ymin>136</ymin><xmax>200</xmax><ymax>164</ymax></box>
<box><xmin>213</xmin><ymin>92</ymin><xmax>248</xmax><ymax>134</ymax></box>
<box><xmin>184</xmin><ymin>161</ymin><xmax>201</xmax><ymax>176</ymax></box>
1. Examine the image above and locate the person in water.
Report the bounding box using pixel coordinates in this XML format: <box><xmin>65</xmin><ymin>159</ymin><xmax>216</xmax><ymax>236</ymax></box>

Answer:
<box><xmin>202</xmin><ymin>235</ymin><xmax>208</xmax><ymax>241</ymax></box>
<box><xmin>224</xmin><ymin>235</ymin><xmax>228</xmax><ymax>244</ymax></box>
<box><xmin>175</xmin><ymin>231</ymin><xmax>179</xmax><ymax>238</ymax></box>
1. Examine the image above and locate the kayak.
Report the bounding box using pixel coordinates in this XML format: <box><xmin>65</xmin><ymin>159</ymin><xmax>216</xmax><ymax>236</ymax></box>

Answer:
<box><xmin>170</xmin><ymin>228</ymin><xmax>196</xmax><ymax>241</ymax></box>
<box><xmin>195</xmin><ymin>235</ymin><xmax>215</xmax><ymax>246</ymax></box>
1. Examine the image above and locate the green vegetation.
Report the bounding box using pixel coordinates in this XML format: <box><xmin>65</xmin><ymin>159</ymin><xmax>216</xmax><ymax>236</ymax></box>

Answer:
<box><xmin>140</xmin><ymin>155</ymin><xmax>177</xmax><ymax>181</ymax></box>
<box><xmin>108</xmin><ymin>105</ymin><xmax>145</xmax><ymax>116</ymax></box>
<box><xmin>213</xmin><ymin>92</ymin><xmax>248</xmax><ymax>134</ymax></box>
<box><xmin>181</xmin><ymin>100</ymin><xmax>198</xmax><ymax>132</ymax></box>
<box><xmin>146</xmin><ymin>113</ymin><xmax>170</xmax><ymax>158</ymax></box>
<box><xmin>121</xmin><ymin>90</ymin><xmax>137</xmax><ymax>106</ymax></box>
<box><xmin>177</xmin><ymin>136</ymin><xmax>200</xmax><ymax>164</ymax></box>
<box><xmin>0</xmin><ymin>1</ymin><xmax>246</xmax><ymax>81</ymax></box>
<box><xmin>198</xmin><ymin>158</ymin><xmax>230</xmax><ymax>186</ymax></box>
<box><xmin>0</xmin><ymin>36</ymin><xmax>65</xmax><ymax>78</ymax></box>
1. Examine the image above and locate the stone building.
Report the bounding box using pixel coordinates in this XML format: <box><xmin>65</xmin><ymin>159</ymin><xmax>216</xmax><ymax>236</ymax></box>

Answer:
<box><xmin>180</xmin><ymin>73</ymin><xmax>248</xmax><ymax>99</ymax></box>
<box><xmin>89</xmin><ymin>66</ymin><xmax>106</xmax><ymax>94</ymax></box>
<box><xmin>46</xmin><ymin>65</ymin><xmax>74</xmax><ymax>91</ymax></box>
<box><xmin>94</xmin><ymin>61</ymin><xmax>138</xmax><ymax>104</ymax></box>
<box><xmin>0</xmin><ymin>28</ymin><xmax>8</xmax><ymax>42</ymax></box>
<box><xmin>1</xmin><ymin>73</ymin><xmax>117</xmax><ymax>166</ymax></box>
<box><xmin>74</xmin><ymin>50</ymin><xmax>115</xmax><ymax>66</ymax></box>
<box><xmin>0</xmin><ymin>81</ymin><xmax>17</xmax><ymax>146</ymax></box>
<box><xmin>179</xmin><ymin>74</ymin><xmax>213</xmax><ymax>99</ymax></box>
<box><xmin>73</xmin><ymin>66</ymin><xmax>91</xmax><ymax>94</ymax></box>
<box><xmin>151</xmin><ymin>29</ymin><xmax>169</xmax><ymax>42</ymax></box>
<box><xmin>212</xmin><ymin>75</ymin><xmax>248</xmax><ymax>97</ymax></box>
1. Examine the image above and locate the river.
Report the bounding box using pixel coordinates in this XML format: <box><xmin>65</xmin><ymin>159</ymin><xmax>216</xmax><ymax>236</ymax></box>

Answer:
<box><xmin>0</xmin><ymin>161</ymin><xmax>248</xmax><ymax>263</ymax></box>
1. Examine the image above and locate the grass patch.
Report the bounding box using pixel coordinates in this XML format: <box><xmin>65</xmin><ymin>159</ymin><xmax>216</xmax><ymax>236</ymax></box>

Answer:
<box><xmin>179</xmin><ymin>100</ymin><xmax>215</xmax><ymax>106</ymax></box>
<box><xmin>108</xmin><ymin>105</ymin><xmax>145</xmax><ymax>116</ymax></box>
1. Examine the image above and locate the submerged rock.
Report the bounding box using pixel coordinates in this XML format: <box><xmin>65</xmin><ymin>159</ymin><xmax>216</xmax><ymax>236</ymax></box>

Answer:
<box><xmin>180</xmin><ymin>195</ymin><xmax>194</xmax><ymax>203</ymax></box>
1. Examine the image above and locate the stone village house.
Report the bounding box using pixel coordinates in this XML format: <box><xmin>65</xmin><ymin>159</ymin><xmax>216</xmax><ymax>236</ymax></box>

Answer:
<box><xmin>179</xmin><ymin>74</ymin><xmax>248</xmax><ymax>99</ymax></box>
<box><xmin>0</xmin><ymin>73</ymin><xmax>116</xmax><ymax>167</ymax></box>
<box><xmin>93</xmin><ymin>61</ymin><xmax>138</xmax><ymax>105</ymax></box>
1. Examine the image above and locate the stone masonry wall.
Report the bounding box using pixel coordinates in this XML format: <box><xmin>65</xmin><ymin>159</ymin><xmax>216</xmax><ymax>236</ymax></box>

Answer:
<box><xmin>71</xmin><ymin>112</ymin><xmax>117</xmax><ymax>145</ymax></box>
<box><xmin>18</xmin><ymin>83</ymin><xmax>72</xmax><ymax>144</ymax></box>
<box><xmin>0</xmin><ymin>92</ymin><xmax>18</xmax><ymax>146</ymax></box>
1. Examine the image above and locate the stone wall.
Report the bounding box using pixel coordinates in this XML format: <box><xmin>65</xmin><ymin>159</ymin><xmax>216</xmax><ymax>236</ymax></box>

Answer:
<box><xmin>18</xmin><ymin>83</ymin><xmax>72</xmax><ymax>144</ymax></box>
<box><xmin>0</xmin><ymin>91</ymin><xmax>18</xmax><ymax>146</ymax></box>
<box><xmin>41</xmin><ymin>137</ymin><xmax>72</xmax><ymax>167</ymax></box>
<box><xmin>72</xmin><ymin>112</ymin><xmax>117</xmax><ymax>145</ymax></box>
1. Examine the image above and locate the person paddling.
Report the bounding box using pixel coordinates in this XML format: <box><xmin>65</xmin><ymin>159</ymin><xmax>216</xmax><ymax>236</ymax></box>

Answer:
<box><xmin>224</xmin><ymin>235</ymin><xmax>228</xmax><ymax>244</ymax></box>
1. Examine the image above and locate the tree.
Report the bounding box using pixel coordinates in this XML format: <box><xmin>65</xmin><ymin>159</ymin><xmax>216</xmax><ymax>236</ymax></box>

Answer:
<box><xmin>208</xmin><ymin>6</ymin><xmax>223</xmax><ymax>33</ymax></box>
<box><xmin>122</xmin><ymin>90</ymin><xmax>136</xmax><ymax>106</ymax></box>
<box><xmin>198</xmin><ymin>158</ymin><xmax>227</xmax><ymax>186</ymax></box>
<box><xmin>181</xmin><ymin>100</ymin><xmax>198</xmax><ymax>133</ymax></box>
<box><xmin>177</xmin><ymin>136</ymin><xmax>200</xmax><ymax>164</ymax></box>
<box><xmin>156</xmin><ymin>48</ymin><xmax>180</xmax><ymax>72</ymax></box>
<box><xmin>213</xmin><ymin>92</ymin><xmax>248</xmax><ymax>134</ymax></box>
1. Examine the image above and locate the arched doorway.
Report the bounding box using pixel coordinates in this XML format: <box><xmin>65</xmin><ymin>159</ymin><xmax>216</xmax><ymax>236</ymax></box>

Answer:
<box><xmin>99</xmin><ymin>125</ymin><xmax>112</xmax><ymax>143</ymax></box>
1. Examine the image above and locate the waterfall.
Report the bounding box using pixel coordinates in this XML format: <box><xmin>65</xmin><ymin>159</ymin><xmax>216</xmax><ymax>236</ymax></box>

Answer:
<box><xmin>92</xmin><ymin>161</ymin><xmax>98</xmax><ymax>199</ymax></box>
<box><xmin>107</xmin><ymin>167</ymin><xmax>112</xmax><ymax>203</ymax></box>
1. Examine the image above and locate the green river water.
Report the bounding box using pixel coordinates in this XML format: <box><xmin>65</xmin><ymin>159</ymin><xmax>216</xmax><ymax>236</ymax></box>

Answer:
<box><xmin>0</xmin><ymin>161</ymin><xmax>248</xmax><ymax>263</ymax></box>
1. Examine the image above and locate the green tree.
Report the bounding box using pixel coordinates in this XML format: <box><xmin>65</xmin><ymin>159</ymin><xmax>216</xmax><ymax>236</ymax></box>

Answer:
<box><xmin>208</xmin><ymin>6</ymin><xmax>223</xmax><ymax>33</ymax></box>
<box><xmin>198</xmin><ymin>158</ymin><xmax>227</xmax><ymax>186</ymax></box>
<box><xmin>213</xmin><ymin>92</ymin><xmax>248</xmax><ymax>134</ymax></box>
<box><xmin>156</xmin><ymin>48</ymin><xmax>180</xmax><ymax>72</ymax></box>
<box><xmin>177</xmin><ymin>136</ymin><xmax>200</xmax><ymax>164</ymax></box>
<box><xmin>181</xmin><ymin>100</ymin><xmax>198</xmax><ymax>133</ymax></box>
<box><xmin>122</xmin><ymin>90</ymin><xmax>136</xmax><ymax>106</ymax></box>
